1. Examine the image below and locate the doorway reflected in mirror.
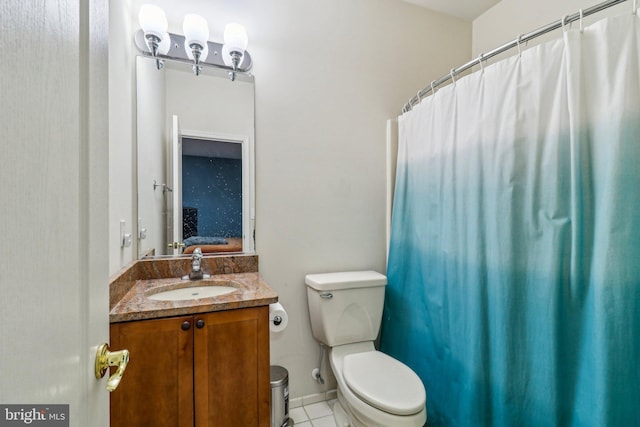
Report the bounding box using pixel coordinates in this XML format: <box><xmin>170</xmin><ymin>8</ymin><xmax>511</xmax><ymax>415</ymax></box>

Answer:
<box><xmin>181</xmin><ymin>137</ymin><xmax>243</xmax><ymax>254</ymax></box>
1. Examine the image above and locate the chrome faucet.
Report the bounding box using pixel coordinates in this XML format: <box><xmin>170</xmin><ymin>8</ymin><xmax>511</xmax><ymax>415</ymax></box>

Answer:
<box><xmin>188</xmin><ymin>247</ymin><xmax>204</xmax><ymax>280</ymax></box>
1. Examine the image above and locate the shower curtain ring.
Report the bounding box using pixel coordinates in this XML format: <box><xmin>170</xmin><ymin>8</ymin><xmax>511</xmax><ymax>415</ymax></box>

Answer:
<box><xmin>450</xmin><ymin>68</ymin><xmax>456</xmax><ymax>84</ymax></box>
<box><xmin>430</xmin><ymin>80</ymin><xmax>436</xmax><ymax>95</ymax></box>
<box><xmin>579</xmin><ymin>9</ymin><xmax>584</xmax><ymax>32</ymax></box>
<box><xmin>416</xmin><ymin>90</ymin><xmax>422</xmax><ymax>103</ymax></box>
<box><xmin>561</xmin><ymin>14</ymin><xmax>569</xmax><ymax>32</ymax></box>
<box><xmin>478</xmin><ymin>53</ymin><xmax>485</xmax><ymax>72</ymax></box>
<box><xmin>516</xmin><ymin>34</ymin><xmax>523</xmax><ymax>57</ymax></box>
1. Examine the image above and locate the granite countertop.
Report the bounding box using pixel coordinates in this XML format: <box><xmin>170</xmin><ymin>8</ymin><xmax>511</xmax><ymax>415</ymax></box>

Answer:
<box><xmin>110</xmin><ymin>270</ymin><xmax>278</xmax><ymax>323</ymax></box>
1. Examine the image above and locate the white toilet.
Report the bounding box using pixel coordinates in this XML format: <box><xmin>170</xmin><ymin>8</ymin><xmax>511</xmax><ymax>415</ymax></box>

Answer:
<box><xmin>306</xmin><ymin>271</ymin><xmax>427</xmax><ymax>427</ymax></box>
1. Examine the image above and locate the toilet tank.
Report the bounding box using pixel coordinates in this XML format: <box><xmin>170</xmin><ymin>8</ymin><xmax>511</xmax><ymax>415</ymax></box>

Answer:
<box><xmin>305</xmin><ymin>271</ymin><xmax>387</xmax><ymax>347</ymax></box>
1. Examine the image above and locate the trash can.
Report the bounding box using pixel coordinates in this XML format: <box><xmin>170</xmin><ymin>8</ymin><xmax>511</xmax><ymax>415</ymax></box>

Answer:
<box><xmin>270</xmin><ymin>365</ymin><xmax>293</xmax><ymax>427</ymax></box>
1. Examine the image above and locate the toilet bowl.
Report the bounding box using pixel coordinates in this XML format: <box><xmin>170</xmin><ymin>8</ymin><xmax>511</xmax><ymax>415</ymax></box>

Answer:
<box><xmin>330</xmin><ymin>342</ymin><xmax>426</xmax><ymax>427</ymax></box>
<box><xmin>305</xmin><ymin>271</ymin><xmax>427</xmax><ymax>427</ymax></box>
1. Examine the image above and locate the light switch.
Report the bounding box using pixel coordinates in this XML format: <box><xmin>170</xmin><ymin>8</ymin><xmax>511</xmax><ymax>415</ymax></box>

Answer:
<box><xmin>138</xmin><ymin>217</ymin><xmax>147</xmax><ymax>240</ymax></box>
<box><xmin>120</xmin><ymin>220</ymin><xmax>132</xmax><ymax>248</ymax></box>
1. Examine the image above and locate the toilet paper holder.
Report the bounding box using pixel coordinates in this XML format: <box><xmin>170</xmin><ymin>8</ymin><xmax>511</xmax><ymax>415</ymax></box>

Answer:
<box><xmin>269</xmin><ymin>302</ymin><xmax>288</xmax><ymax>332</ymax></box>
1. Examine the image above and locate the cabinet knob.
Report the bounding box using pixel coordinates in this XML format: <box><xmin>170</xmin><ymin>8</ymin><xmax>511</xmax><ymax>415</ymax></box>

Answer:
<box><xmin>196</xmin><ymin>319</ymin><xmax>205</xmax><ymax>329</ymax></box>
<box><xmin>181</xmin><ymin>321</ymin><xmax>191</xmax><ymax>331</ymax></box>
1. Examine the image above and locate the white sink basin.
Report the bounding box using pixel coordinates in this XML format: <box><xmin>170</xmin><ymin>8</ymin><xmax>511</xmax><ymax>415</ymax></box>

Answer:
<box><xmin>147</xmin><ymin>283</ymin><xmax>238</xmax><ymax>301</ymax></box>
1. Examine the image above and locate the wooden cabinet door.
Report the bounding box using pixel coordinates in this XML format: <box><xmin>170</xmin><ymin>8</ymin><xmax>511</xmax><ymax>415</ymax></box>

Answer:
<box><xmin>193</xmin><ymin>307</ymin><xmax>270</xmax><ymax>427</ymax></box>
<box><xmin>110</xmin><ymin>316</ymin><xmax>195</xmax><ymax>427</ymax></box>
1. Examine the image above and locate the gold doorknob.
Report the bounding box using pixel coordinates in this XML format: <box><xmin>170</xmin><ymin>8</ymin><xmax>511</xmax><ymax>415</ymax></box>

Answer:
<box><xmin>167</xmin><ymin>242</ymin><xmax>186</xmax><ymax>249</ymax></box>
<box><xmin>95</xmin><ymin>343</ymin><xmax>130</xmax><ymax>392</ymax></box>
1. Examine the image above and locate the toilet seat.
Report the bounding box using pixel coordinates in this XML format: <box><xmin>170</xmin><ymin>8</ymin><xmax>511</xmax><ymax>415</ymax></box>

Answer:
<box><xmin>342</xmin><ymin>351</ymin><xmax>426</xmax><ymax>416</ymax></box>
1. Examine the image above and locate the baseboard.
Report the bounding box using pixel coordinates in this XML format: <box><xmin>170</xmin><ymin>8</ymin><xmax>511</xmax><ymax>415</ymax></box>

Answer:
<box><xmin>290</xmin><ymin>389</ymin><xmax>337</xmax><ymax>409</ymax></box>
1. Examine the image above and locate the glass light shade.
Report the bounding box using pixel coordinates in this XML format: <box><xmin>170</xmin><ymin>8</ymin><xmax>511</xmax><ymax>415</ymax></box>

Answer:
<box><xmin>183</xmin><ymin>14</ymin><xmax>209</xmax><ymax>48</ymax></box>
<box><xmin>157</xmin><ymin>33</ymin><xmax>171</xmax><ymax>55</ymax></box>
<box><xmin>138</xmin><ymin>4</ymin><xmax>168</xmax><ymax>40</ymax></box>
<box><xmin>184</xmin><ymin>40</ymin><xmax>209</xmax><ymax>62</ymax></box>
<box><xmin>223</xmin><ymin>23</ymin><xmax>248</xmax><ymax>54</ymax></box>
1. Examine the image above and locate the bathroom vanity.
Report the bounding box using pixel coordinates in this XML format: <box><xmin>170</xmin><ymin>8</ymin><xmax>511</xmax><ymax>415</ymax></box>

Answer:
<box><xmin>109</xmin><ymin>255</ymin><xmax>277</xmax><ymax>427</ymax></box>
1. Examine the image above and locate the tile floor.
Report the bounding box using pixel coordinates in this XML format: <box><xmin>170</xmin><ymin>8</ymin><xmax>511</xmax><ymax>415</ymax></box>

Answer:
<box><xmin>289</xmin><ymin>400</ymin><xmax>338</xmax><ymax>427</ymax></box>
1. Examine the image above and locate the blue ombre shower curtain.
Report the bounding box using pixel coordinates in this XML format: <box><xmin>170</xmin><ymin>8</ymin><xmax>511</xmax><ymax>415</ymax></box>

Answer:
<box><xmin>380</xmin><ymin>12</ymin><xmax>640</xmax><ymax>427</ymax></box>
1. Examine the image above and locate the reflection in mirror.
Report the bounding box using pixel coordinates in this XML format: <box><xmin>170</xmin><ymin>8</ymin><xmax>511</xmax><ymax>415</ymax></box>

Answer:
<box><xmin>182</xmin><ymin>137</ymin><xmax>242</xmax><ymax>253</ymax></box>
<box><xmin>136</xmin><ymin>56</ymin><xmax>255</xmax><ymax>258</ymax></box>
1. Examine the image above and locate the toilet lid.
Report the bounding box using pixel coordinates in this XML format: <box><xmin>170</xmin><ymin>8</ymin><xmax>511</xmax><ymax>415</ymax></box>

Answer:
<box><xmin>342</xmin><ymin>351</ymin><xmax>426</xmax><ymax>416</ymax></box>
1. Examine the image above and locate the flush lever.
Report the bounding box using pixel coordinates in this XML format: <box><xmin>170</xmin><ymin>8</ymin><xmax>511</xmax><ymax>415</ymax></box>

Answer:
<box><xmin>319</xmin><ymin>293</ymin><xmax>333</xmax><ymax>299</ymax></box>
<box><xmin>95</xmin><ymin>343</ymin><xmax>130</xmax><ymax>392</ymax></box>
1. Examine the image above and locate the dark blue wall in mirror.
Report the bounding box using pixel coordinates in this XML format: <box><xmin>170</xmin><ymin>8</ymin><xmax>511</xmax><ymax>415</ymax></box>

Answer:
<box><xmin>182</xmin><ymin>155</ymin><xmax>242</xmax><ymax>238</ymax></box>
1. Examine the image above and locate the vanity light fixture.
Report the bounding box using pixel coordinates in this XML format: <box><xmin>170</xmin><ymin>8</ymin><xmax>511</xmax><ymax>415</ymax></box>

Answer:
<box><xmin>138</xmin><ymin>4</ymin><xmax>169</xmax><ymax>70</ymax></box>
<box><xmin>223</xmin><ymin>23</ymin><xmax>248</xmax><ymax>81</ymax></box>
<box><xmin>135</xmin><ymin>5</ymin><xmax>252</xmax><ymax>79</ymax></box>
<box><xmin>183</xmin><ymin>13</ymin><xmax>209</xmax><ymax>76</ymax></box>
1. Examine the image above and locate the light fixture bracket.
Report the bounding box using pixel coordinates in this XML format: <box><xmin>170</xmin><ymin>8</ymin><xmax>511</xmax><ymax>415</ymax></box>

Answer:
<box><xmin>144</xmin><ymin>33</ymin><xmax>161</xmax><ymax>57</ymax></box>
<box><xmin>134</xmin><ymin>30</ymin><xmax>252</xmax><ymax>75</ymax></box>
<box><xmin>143</xmin><ymin>33</ymin><xmax>165</xmax><ymax>70</ymax></box>
<box><xmin>228</xmin><ymin>50</ymin><xmax>243</xmax><ymax>81</ymax></box>
<box><xmin>189</xmin><ymin>42</ymin><xmax>204</xmax><ymax>76</ymax></box>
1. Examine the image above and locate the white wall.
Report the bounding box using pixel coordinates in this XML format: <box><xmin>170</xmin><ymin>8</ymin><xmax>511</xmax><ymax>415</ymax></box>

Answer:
<box><xmin>473</xmin><ymin>0</ymin><xmax>631</xmax><ymax>59</ymax></box>
<box><xmin>118</xmin><ymin>0</ymin><xmax>471</xmax><ymax>398</ymax></box>
<box><xmin>164</xmin><ymin>66</ymin><xmax>254</xmax><ymax>137</ymax></box>
<box><xmin>109</xmin><ymin>0</ymin><xmax>136</xmax><ymax>273</ymax></box>
<box><xmin>136</xmin><ymin>56</ymin><xmax>166</xmax><ymax>257</ymax></box>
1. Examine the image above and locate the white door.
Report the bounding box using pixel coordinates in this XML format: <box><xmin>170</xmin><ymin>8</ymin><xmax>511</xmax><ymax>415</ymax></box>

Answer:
<box><xmin>0</xmin><ymin>1</ymin><xmax>111</xmax><ymax>426</ymax></box>
<box><xmin>168</xmin><ymin>115</ymin><xmax>184</xmax><ymax>255</ymax></box>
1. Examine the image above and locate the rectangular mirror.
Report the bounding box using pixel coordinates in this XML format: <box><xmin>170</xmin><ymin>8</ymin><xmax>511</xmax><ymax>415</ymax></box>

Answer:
<box><xmin>136</xmin><ymin>56</ymin><xmax>255</xmax><ymax>258</ymax></box>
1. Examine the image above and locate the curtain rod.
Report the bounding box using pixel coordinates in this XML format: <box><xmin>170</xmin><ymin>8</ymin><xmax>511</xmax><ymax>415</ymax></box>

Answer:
<box><xmin>402</xmin><ymin>0</ymin><xmax>630</xmax><ymax>113</ymax></box>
